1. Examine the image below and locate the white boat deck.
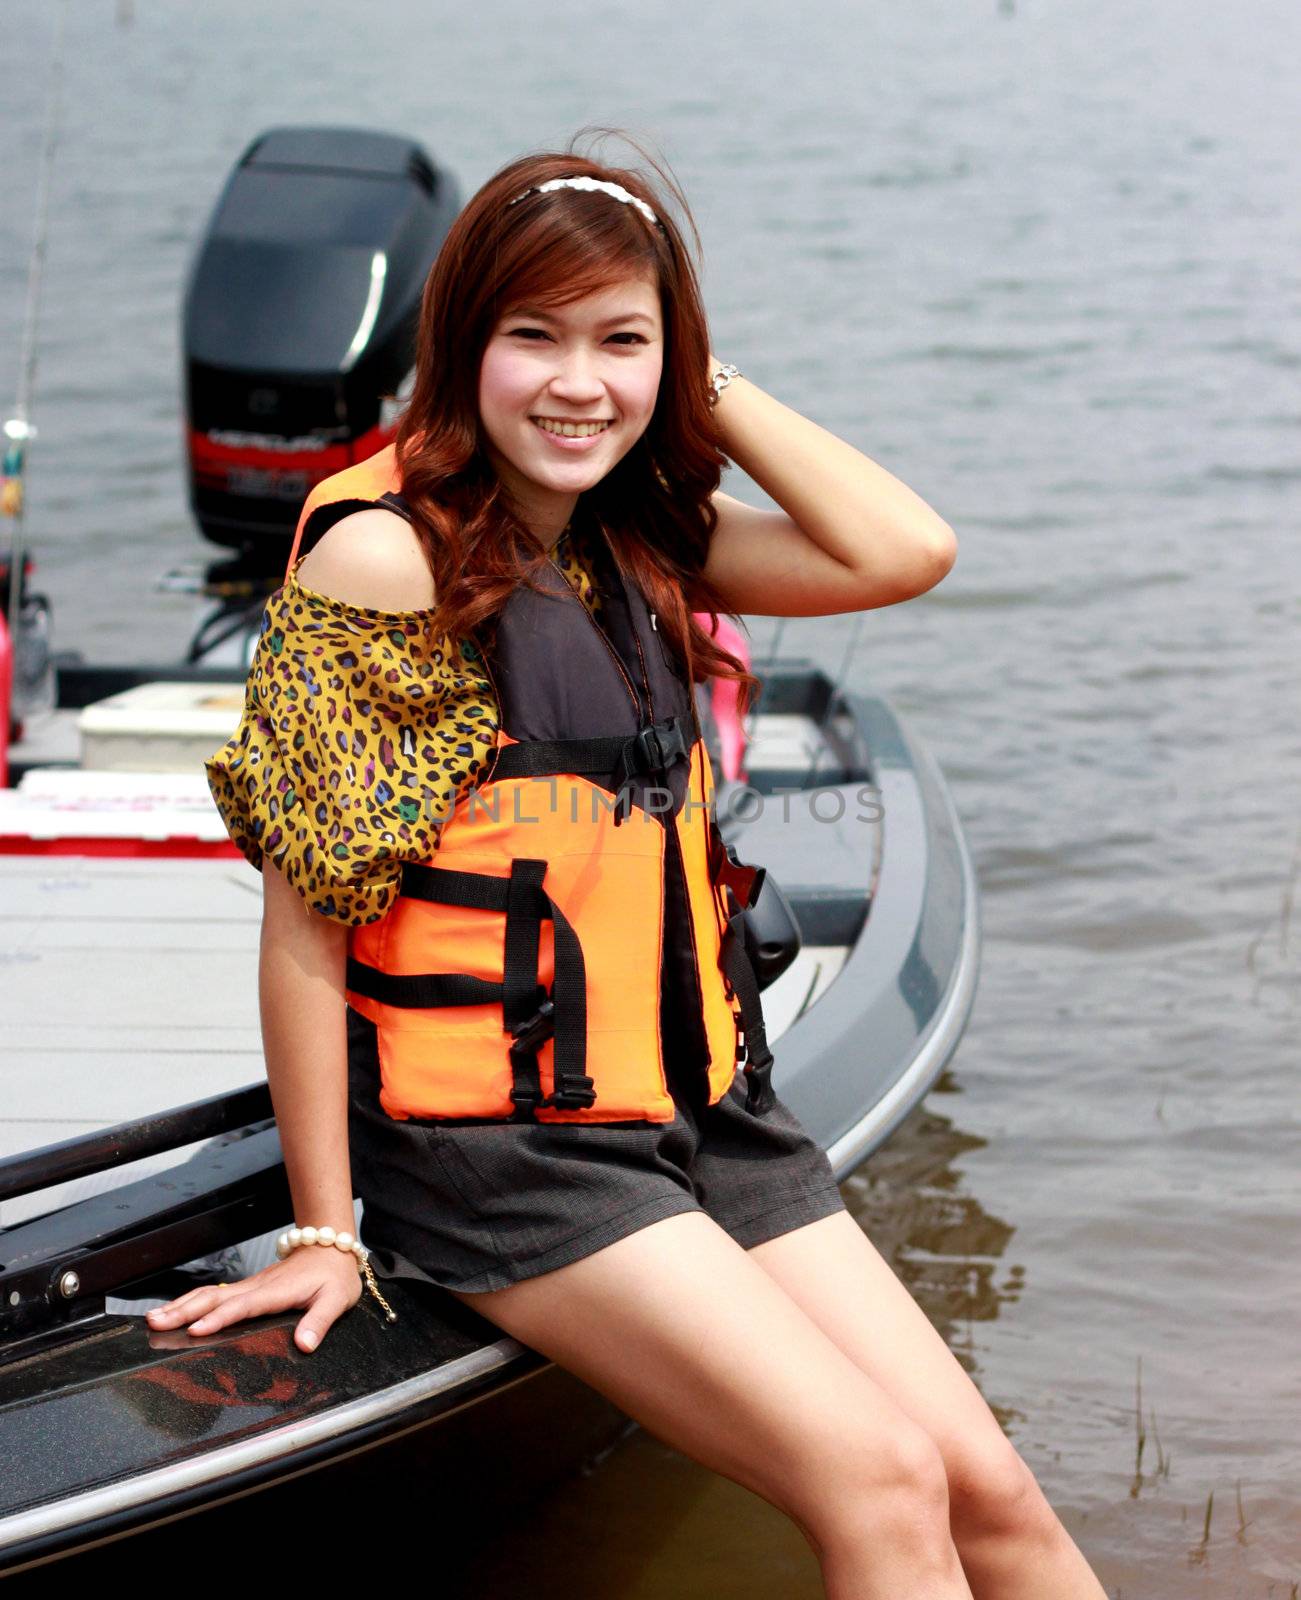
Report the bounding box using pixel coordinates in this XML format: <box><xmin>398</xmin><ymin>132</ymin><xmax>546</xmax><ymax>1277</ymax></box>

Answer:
<box><xmin>1</xmin><ymin>855</ymin><xmax>264</xmax><ymax>1218</ymax></box>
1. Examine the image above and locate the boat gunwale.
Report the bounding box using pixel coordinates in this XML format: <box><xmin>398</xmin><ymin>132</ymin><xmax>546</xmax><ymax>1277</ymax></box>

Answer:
<box><xmin>0</xmin><ymin>1335</ymin><xmax>534</xmax><ymax>1562</ymax></box>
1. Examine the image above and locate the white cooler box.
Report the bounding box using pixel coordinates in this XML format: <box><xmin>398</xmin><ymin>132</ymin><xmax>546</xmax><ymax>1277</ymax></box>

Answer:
<box><xmin>77</xmin><ymin>681</ymin><xmax>246</xmax><ymax>774</ymax></box>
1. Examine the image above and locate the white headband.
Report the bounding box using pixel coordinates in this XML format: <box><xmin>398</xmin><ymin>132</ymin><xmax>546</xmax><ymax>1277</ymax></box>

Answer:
<box><xmin>506</xmin><ymin>174</ymin><xmax>663</xmax><ymax>230</ymax></box>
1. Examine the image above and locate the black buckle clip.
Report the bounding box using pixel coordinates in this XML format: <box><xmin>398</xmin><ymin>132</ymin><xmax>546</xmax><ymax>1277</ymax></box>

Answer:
<box><xmin>637</xmin><ymin>724</ymin><xmax>667</xmax><ymax>771</ymax></box>
<box><xmin>744</xmin><ymin>1057</ymin><xmax>775</xmax><ymax>1116</ymax></box>
<box><xmin>507</xmin><ymin>993</ymin><xmax>596</xmax><ymax>1112</ymax></box>
<box><xmin>549</xmin><ymin>1073</ymin><xmax>598</xmax><ymax>1111</ymax></box>
<box><xmin>509</xmin><ymin>994</ymin><xmax>555</xmax><ymax>1057</ymax></box>
<box><xmin>629</xmin><ymin>716</ymin><xmax>688</xmax><ymax>775</ymax></box>
<box><xmin>507</xmin><ymin>1083</ymin><xmax>544</xmax><ymax>1115</ymax></box>
<box><xmin>611</xmin><ymin>717</ymin><xmax>687</xmax><ymax>829</ymax></box>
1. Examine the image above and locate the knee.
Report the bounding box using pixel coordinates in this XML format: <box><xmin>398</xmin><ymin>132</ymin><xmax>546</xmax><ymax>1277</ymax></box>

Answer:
<box><xmin>811</xmin><ymin>1423</ymin><xmax>952</xmax><ymax>1561</ymax></box>
<box><xmin>947</xmin><ymin>1437</ymin><xmax>1060</xmax><ymax>1549</ymax></box>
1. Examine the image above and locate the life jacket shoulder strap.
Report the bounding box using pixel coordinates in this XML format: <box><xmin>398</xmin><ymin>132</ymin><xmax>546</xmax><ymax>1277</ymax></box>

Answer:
<box><xmin>282</xmin><ymin>447</ymin><xmax>407</xmax><ymax>581</ymax></box>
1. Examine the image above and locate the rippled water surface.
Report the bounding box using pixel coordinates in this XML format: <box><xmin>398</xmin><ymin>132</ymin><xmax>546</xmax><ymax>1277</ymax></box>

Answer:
<box><xmin>4</xmin><ymin>1</ymin><xmax>1298</xmax><ymax>1592</ymax></box>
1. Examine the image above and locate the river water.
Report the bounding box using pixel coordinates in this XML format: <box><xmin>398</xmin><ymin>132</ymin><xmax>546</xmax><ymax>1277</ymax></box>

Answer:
<box><xmin>4</xmin><ymin>1</ymin><xmax>1298</xmax><ymax>1592</ymax></box>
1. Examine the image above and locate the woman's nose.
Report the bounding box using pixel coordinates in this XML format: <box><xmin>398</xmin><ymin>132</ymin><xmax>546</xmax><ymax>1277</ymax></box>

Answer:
<box><xmin>548</xmin><ymin>350</ymin><xmax>605</xmax><ymax>399</ymax></box>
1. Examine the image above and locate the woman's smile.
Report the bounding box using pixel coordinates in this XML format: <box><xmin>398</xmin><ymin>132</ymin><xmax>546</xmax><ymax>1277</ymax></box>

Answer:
<box><xmin>530</xmin><ymin>414</ymin><xmax>615</xmax><ymax>449</ymax></box>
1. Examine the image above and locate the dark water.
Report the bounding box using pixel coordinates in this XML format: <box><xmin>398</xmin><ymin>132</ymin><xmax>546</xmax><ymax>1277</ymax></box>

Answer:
<box><xmin>4</xmin><ymin>1</ymin><xmax>1298</xmax><ymax>1592</ymax></box>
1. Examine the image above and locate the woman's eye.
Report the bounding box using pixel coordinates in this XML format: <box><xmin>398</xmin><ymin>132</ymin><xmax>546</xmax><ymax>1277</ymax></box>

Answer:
<box><xmin>505</xmin><ymin>329</ymin><xmax>646</xmax><ymax>346</ymax></box>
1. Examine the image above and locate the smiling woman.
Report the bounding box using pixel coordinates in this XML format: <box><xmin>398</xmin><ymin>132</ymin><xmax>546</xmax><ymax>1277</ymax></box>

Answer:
<box><xmin>375</xmin><ymin>145</ymin><xmax>768</xmax><ymax>706</ymax></box>
<box><xmin>181</xmin><ymin>129</ymin><xmax>1105</xmax><ymax>1600</ymax></box>
<box><xmin>478</xmin><ymin>279</ymin><xmax>665</xmax><ymax>537</ymax></box>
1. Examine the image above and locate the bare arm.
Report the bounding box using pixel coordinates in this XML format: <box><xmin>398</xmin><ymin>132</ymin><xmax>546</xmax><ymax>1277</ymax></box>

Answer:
<box><xmin>147</xmin><ymin>519</ymin><xmax>439</xmax><ymax>1350</ymax></box>
<box><xmin>144</xmin><ymin>859</ymin><xmax>367</xmax><ymax>1351</ymax></box>
<box><xmin>258</xmin><ymin>854</ymin><xmax>355</xmax><ymax>1234</ymax></box>
<box><xmin>693</xmin><ymin>351</ymin><xmax>957</xmax><ymax>617</ymax></box>
<box><xmin>244</xmin><ymin>518</ymin><xmax>433</xmax><ymax>1318</ymax></box>
<box><xmin>260</xmin><ymin>507</ymin><xmax>427</xmax><ymax>1233</ymax></box>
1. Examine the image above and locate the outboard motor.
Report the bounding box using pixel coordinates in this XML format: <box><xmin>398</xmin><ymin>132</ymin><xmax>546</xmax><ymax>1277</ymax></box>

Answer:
<box><xmin>181</xmin><ymin>126</ymin><xmax>460</xmax><ymax>572</ymax></box>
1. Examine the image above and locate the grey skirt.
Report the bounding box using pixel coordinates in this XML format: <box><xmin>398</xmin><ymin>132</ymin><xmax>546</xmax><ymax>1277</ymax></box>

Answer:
<box><xmin>346</xmin><ymin>1005</ymin><xmax>847</xmax><ymax>1296</ymax></box>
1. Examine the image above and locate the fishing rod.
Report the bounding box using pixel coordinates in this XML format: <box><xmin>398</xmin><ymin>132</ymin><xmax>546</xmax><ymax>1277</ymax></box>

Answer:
<box><xmin>803</xmin><ymin>604</ymin><xmax>867</xmax><ymax>789</ymax></box>
<box><xmin>3</xmin><ymin>0</ymin><xmax>70</xmax><ymax>742</ymax></box>
<box><xmin>731</xmin><ymin>560</ymin><xmax>867</xmax><ymax>796</ymax></box>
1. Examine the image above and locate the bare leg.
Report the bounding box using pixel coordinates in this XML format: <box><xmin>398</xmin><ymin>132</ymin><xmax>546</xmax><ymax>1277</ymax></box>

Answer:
<box><xmin>447</xmin><ymin>1210</ymin><xmax>974</xmax><ymax>1599</ymax></box>
<box><xmin>746</xmin><ymin>1210</ymin><xmax>1108</xmax><ymax>1600</ymax></box>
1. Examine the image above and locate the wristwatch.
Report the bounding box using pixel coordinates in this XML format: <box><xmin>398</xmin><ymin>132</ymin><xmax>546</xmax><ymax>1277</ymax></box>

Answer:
<box><xmin>708</xmin><ymin>363</ymin><xmax>742</xmax><ymax>409</ymax></box>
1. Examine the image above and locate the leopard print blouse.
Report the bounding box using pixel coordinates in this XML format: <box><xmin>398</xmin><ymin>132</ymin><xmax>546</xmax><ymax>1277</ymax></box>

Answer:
<box><xmin>204</xmin><ymin>524</ymin><xmax>604</xmax><ymax>927</ymax></box>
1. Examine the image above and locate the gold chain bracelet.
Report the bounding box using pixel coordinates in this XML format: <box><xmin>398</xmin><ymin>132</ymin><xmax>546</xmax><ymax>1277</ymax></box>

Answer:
<box><xmin>356</xmin><ymin>1254</ymin><xmax>398</xmax><ymax>1323</ymax></box>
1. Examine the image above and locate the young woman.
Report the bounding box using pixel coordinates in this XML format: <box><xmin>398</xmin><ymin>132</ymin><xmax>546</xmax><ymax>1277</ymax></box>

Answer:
<box><xmin>150</xmin><ymin>137</ymin><xmax>1106</xmax><ymax>1600</ymax></box>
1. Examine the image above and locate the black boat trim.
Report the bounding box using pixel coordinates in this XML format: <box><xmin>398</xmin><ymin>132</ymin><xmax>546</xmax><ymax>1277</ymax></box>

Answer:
<box><xmin>0</xmin><ymin>1339</ymin><xmax>529</xmax><ymax>1559</ymax></box>
<box><xmin>0</xmin><ymin>1083</ymin><xmax>273</xmax><ymax>1205</ymax></box>
<box><xmin>0</xmin><ymin>1128</ymin><xmax>291</xmax><ymax>1345</ymax></box>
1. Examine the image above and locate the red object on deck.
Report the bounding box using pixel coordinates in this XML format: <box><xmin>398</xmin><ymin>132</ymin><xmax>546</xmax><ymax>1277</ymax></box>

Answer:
<box><xmin>0</xmin><ymin>835</ymin><xmax>242</xmax><ymax>858</ymax></box>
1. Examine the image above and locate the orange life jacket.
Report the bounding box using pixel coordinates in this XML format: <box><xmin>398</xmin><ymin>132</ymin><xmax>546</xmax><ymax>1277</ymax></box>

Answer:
<box><xmin>284</xmin><ymin>444</ymin><xmax>775</xmax><ymax>1127</ymax></box>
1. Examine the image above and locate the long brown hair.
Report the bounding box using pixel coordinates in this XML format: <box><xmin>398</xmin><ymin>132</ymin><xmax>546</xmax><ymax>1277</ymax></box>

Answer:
<box><xmin>393</xmin><ymin>127</ymin><xmax>759</xmax><ymax>715</ymax></box>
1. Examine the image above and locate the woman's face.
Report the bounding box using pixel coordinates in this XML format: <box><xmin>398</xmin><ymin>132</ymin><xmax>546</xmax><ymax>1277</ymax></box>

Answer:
<box><xmin>478</xmin><ymin>272</ymin><xmax>664</xmax><ymax>536</ymax></box>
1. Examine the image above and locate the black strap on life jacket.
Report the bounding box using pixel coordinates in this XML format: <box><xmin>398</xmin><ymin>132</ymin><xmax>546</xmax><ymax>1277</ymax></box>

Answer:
<box><xmin>706</xmin><ymin>819</ymin><xmax>776</xmax><ymax>1117</ymax></box>
<box><xmin>719</xmin><ymin>909</ymin><xmax>777</xmax><ymax>1116</ymax></box>
<box><xmin>345</xmin><ymin>857</ymin><xmax>596</xmax><ymax>1121</ymax></box>
<box><xmin>488</xmin><ymin>714</ymin><xmax>692</xmax><ymax>827</ymax></box>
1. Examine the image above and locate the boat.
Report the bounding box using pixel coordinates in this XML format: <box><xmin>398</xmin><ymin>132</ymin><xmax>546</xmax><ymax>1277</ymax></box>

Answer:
<box><xmin>0</xmin><ymin>121</ymin><xmax>981</xmax><ymax>1581</ymax></box>
<box><xmin>0</xmin><ymin>654</ymin><xmax>978</xmax><ymax>1579</ymax></box>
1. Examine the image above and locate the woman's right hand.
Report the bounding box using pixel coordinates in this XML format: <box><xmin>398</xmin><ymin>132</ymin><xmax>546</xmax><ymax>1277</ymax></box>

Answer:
<box><xmin>144</xmin><ymin>1243</ymin><xmax>365</xmax><ymax>1353</ymax></box>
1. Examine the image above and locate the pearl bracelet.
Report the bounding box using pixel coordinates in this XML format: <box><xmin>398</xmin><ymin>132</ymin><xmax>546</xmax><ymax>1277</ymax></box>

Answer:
<box><xmin>276</xmin><ymin>1224</ymin><xmax>398</xmax><ymax>1323</ymax></box>
<box><xmin>275</xmin><ymin>1224</ymin><xmax>366</xmax><ymax>1262</ymax></box>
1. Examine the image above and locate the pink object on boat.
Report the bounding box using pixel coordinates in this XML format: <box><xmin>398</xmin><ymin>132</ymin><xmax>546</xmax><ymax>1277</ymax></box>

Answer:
<box><xmin>693</xmin><ymin>610</ymin><xmax>751</xmax><ymax>783</ymax></box>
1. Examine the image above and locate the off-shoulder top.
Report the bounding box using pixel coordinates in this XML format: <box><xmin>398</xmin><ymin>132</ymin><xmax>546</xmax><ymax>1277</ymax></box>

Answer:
<box><xmin>204</xmin><ymin>523</ymin><xmax>604</xmax><ymax>928</ymax></box>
